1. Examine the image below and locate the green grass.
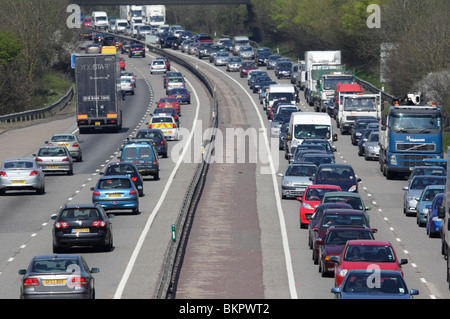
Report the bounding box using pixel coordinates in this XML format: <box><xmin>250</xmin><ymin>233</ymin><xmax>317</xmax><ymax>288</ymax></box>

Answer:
<box><xmin>31</xmin><ymin>73</ymin><xmax>72</xmax><ymax>110</ymax></box>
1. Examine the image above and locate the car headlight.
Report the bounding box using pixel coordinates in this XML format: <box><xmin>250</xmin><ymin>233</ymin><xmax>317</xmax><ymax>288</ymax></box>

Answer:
<box><xmin>367</xmin><ymin>146</ymin><xmax>374</xmax><ymax>151</ymax></box>
<box><xmin>284</xmin><ymin>181</ymin><xmax>292</xmax><ymax>187</ymax></box>
<box><xmin>348</xmin><ymin>185</ymin><xmax>357</xmax><ymax>192</ymax></box>
<box><xmin>338</xmin><ymin>269</ymin><xmax>348</xmax><ymax>277</ymax></box>
<box><xmin>302</xmin><ymin>202</ymin><xmax>313</xmax><ymax>210</ymax></box>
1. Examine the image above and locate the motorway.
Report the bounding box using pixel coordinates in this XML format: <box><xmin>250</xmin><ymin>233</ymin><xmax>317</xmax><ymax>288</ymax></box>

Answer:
<box><xmin>0</xmin><ymin>42</ymin><xmax>449</xmax><ymax>300</ymax></box>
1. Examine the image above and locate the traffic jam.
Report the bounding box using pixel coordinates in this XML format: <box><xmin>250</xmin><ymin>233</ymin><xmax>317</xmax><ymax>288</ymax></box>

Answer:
<box><xmin>5</xmin><ymin>5</ymin><xmax>448</xmax><ymax>300</ymax></box>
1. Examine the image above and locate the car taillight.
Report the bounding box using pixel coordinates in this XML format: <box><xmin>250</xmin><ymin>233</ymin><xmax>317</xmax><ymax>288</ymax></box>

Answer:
<box><xmin>93</xmin><ymin>190</ymin><xmax>100</xmax><ymax>196</ymax></box>
<box><xmin>29</xmin><ymin>170</ymin><xmax>38</xmax><ymax>176</ymax></box>
<box><xmin>72</xmin><ymin>143</ymin><xmax>79</xmax><ymax>147</ymax></box>
<box><xmin>153</xmin><ymin>159</ymin><xmax>157</xmax><ymax>165</ymax></box>
<box><xmin>131</xmin><ymin>176</ymin><xmax>137</xmax><ymax>182</ymax></box>
<box><xmin>35</xmin><ymin>158</ymin><xmax>42</xmax><ymax>162</ymax></box>
<box><xmin>62</xmin><ymin>157</ymin><xmax>70</xmax><ymax>162</ymax></box>
<box><xmin>172</xmin><ymin>124</ymin><xmax>176</xmax><ymax>128</ymax></box>
<box><xmin>92</xmin><ymin>220</ymin><xmax>106</xmax><ymax>227</ymax></box>
<box><xmin>160</xmin><ymin>140</ymin><xmax>165</xmax><ymax>146</ymax></box>
<box><xmin>0</xmin><ymin>171</ymin><xmax>6</xmax><ymax>176</ymax></box>
<box><xmin>55</xmin><ymin>221</ymin><xmax>69</xmax><ymax>228</ymax></box>
<box><xmin>148</xmin><ymin>124</ymin><xmax>153</xmax><ymax>129</ymax></box>
<box><xmin>23</xmin><ymin>278</ymin><xmax>39</xmax><ymax>287</ymax></box>
<box><xmin>71</xmin><ymin>276</ymin><xmax>87</xmax><ymax>285</ymax></box>
<box><xmin>129</xmin><ymin>189</ymin><xmax>137</xmax><ymax>195</ymax></box>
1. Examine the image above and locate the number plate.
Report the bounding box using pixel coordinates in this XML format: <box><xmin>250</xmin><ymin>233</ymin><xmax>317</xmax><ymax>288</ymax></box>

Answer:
<box><xmin>46</xmin><ymin>165</ymin><xmax>59</xmax><ymax>169</ymax></box>
<box><xmin>95</xmin><ymin>121</ymin><xmax>101</xmax><ymax>125</ymax></box>
<box><xmin>107</xmin><ymin>193</ymin><xmax>123</xmax><ymax>198</ymax></box>
<box><xmin>11</xmin><ymin>180</ymin><xmax>26</xmax><ymax>184</ymax></box>
<box><xmin>43</xmin><ymin>279</ymin><xmax>66</xmax><ymax>285</ymax></box>
<box><xmin>72</xmin><ymin>228</ymin><xmax>90</xmax><ymax>233</ymax></box>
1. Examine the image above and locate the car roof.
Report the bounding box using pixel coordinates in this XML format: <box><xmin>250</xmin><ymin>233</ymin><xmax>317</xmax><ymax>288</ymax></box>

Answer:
<box><xmin>63</xmin><ymin>203</ymin><xmax>99</xmax><ymax>209</ymax></box>
<box><xmin>3</xmin><ymin>158</ymin><xmax>35</xmax><ymax>162</ymax></box>
<box><xmin>345</xmin><ymin>239</ymin><xmax>392</xmax><ymax>246</ymax></box>
<box><xmin>33</xmin><ymin>254</ymin><xmax>80</xmax><ymax>261</ymax></box>
<box><xmin>323</xmin><ymin>191</ymin><xmax>362</xmax><ymax>197</ymax></box>
<box><xmin>305</xmin><ymin>184</ymin><xmax>341</xmax><ymax>189</ymax></box>
<box><xmin>322</xmin><ymin>209</ymin><xmax>365</xmax><ymax>215</ymax></box>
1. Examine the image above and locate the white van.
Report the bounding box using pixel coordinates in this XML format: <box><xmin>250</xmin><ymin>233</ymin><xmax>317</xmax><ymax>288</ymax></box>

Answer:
<box><xmin>286</xmin><ymin>112</ymin><xmax>337</xmax><ymax>155</ymax></box>
<box><xmin>115</xmin><ymin>19</ymin><xmax>129</xmax><ymax>34</ymax></box>
<box><xmin>92</xmin><ymin>11</ymin><xmax>108</xmax><ymax>30</ymax></box>
<box><xmin>264</xmin><ymin>84</ymin><xmax>296</xmax><ymax>111</ymax></box>
<box><xmin>232</xmin><ymin>36</ymin><xmax>250</xmax><ymax>55</ymax></box>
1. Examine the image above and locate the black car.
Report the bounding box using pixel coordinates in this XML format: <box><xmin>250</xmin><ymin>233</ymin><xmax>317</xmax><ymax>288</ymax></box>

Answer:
<box><xmin>255</xmin><ymin>47</ymin><xmax>272</xmax><ymax>65</ymax></box>
<box><xmin>102</xmin><ymin>35</ymin><xmax>115</xmax><ymax>46</ymax></box>
<box><xmin>102</xmin><ymin>161</ymin><xmax>144</xmax><ymax>196</ymax></box>
<box><xmin>121</xmin><ymin>40</ymin><xmax>133</xmax><ymax>54</ymax></box>
<box><xmin>163</xmin><ymin>36</ymin><xmax>178</xmax><ymax>49</ymax></box>
<box><xmin>51</xmin><ymin>203</ymin><xmax>114</xmax><ymax>253</ymax></box>
<box><xmin>129</xmin><ymin>43</ymin><xmax>145</xmax><ymax>58</ymax></box>
<box><xmin>350</xmin><ymin>116</ymin><xmax>378</xmax><ymax>145</ymax></box>
<box><xmin>135</xmin><ymin>129</ymin><xmax>168</xmax><ymax>159</ymax></box>
<box><xmin>19</xmin><ymin>254</ymin><xmax>99</xmax><ymax>299</ymax></box>
<box><xmin>311</xmin><ymin>164</ymin><xmax>361</xmax><ymax>193</ymax></box>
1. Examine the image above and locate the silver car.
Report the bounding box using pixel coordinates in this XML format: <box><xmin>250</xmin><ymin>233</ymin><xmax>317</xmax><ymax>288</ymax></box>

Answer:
<box><xmin>238</xmin><ymin>45</ymin><xmax>255</xmax><ymax>59</ymax></box>
<box><xmin>363</xmin><ymin>131</ymin><xmax>380</xmax><ymax>160</ymax></box>
<box><xmin>214</xmin><ymin>52</ymin><xmax>230</xmax><ymax>66</ymax></box>
<box><xmin>402</xmin><ymin>175</ymin><xmax>446</xmax><ymax>216</ymax></box>
<box><xmin>0</xmin><ymin>158</ymin><xmax>45</xmax><ymax>195</ymax></box>
<box><xmin>278</xmin><ymin>163</ymin><xmax>317</xmax><ymax>199</ymax></box>
<box><xmin>34</xmin><ymin>145</ymin><xmax>74</xmax><ymax>175</ymax></box>
<box><xmin>46</xmin><ymin>134</ymin><xmax>83</xmax><ymax>162</ymax></box>
<box><xmin>226</xmin><ymin>57</ymin><xmax>242</xmax><ymax>72</ymax></box>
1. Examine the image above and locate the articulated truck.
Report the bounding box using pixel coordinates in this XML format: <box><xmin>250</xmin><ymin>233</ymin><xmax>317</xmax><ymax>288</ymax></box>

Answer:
<box><xmin>74</xmin><ymin>54</ymin><xmax>122</xmax><ymax>134</ymax></box>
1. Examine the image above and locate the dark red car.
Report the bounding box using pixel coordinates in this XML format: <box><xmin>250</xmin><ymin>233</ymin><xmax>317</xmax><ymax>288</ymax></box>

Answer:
<box><xmin>240</xmin><ymin>61</ymin><xmax>258</xmax><ymax>78</ymax></box>
<box><xmin>311</xmin><ymin>209</ymin><xmax>369</xmax><ymax>265</ymax></box>
<box><xmin>317</xmin><ymin>226</ymin><xmax>377</xmax><ymax>277</ymax></box>
<box><xmin>331</xmin><ymin>239</ymin><xmax>408</xmax><ymax>287</ymax></box>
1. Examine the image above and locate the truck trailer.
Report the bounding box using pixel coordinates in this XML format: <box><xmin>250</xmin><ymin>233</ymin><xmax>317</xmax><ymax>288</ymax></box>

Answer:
<box><xmin>74</xmin><ymin>54</ymin><xmax>122</xmax><ymax>133</ymax></box>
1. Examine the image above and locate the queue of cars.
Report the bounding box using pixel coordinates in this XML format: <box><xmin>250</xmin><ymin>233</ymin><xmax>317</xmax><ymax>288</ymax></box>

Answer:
<box><xmin>15</xmin><ymin>30</ymin><xmax>196</xmax><ymax>296</ymax></box>
<box><xmin>170</xmin><ymin>32</ymin><xmax>421</xmax><ymax>298</ymax></box>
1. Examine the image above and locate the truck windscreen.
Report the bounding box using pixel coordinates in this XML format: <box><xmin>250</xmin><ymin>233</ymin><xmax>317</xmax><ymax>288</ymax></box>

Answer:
<box><xmin>389</xmin><ymin>114</ymin><xmax>441</xmax><ymax>133</ymax></box>
<box><xmin>344</xmin><ymin>98</ymin><xmax>376</xmax><ymax>111</ymax></box>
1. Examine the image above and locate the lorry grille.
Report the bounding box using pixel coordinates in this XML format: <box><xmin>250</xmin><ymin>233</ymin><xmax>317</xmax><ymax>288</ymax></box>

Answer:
<box><xmin>396</xmin><ymin>143</ymin><xmax>436</xmax><ymax>152</ymax></box>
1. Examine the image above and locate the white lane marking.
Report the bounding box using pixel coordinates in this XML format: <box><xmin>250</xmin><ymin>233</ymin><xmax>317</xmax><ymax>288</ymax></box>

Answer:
<box><xmin>114</xmin><ymin>60</ymin><xmax>201</xmax><ymax>299</ymax></box>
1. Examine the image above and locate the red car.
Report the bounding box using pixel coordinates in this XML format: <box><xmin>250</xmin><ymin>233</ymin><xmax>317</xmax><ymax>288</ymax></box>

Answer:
<box><xmin>119</xmin><ymin>57</ymin><xmax>125</xmax><ymax>70</ymax></box>
<box><xmin>157</xmin><ymin>97</ymin><xmax>180</xmax><ymax>114</ymax></box>
<box><xmin>331</xmin><ymin>239</ymin><xmax>408</xmax><ymax>287</ymax></box>
<box><xmin>82</xmin><ymin>17</ymin><xmax>92</xmax><ymax>28</ymax></box>
<box><xmin>240</xmin><ymin>61</ymin><xmax>258</xmax><ymax>78</ymax></box>
<box><xmin>317</xmin><ymin>226</ymin><xmax>376</xmax><ymax>278</ymax></box>
<box><xmin>297</xmin><ymin>185</ymin><xmax>342</xmax><ymax>229</ymax></box>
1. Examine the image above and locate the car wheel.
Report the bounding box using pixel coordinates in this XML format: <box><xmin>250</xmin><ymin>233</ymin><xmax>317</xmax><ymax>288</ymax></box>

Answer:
<box><xmin>36</xmin><ymin>183</ymin><xmax>45</xmax><ymax>195</ymax></box>
<box><xmin>154</xmin><ymin>172</ymin><xmax>159</xmax><ymax>180</ymax></box>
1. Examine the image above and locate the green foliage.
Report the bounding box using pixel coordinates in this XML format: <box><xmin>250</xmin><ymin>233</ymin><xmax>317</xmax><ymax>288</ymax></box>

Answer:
<box><xmin>0</xmin><ymin>31</ymin><xmax>23</xmax><ymax>65</ymax></box>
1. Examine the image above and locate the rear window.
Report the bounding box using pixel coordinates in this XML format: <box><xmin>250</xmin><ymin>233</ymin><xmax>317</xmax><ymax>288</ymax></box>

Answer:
<box><xmin>31</xmin><ymin>259</ymin><xmax>80</xmax><ymax>273</ymax></box>
<box><xmin>136</xmin><ymin>131</ymin><xmax>163</xmax><ymax>139</ymax></box>
<box><xmin>98</xmin><ymin>178</ymin><xmax>132</xmax><ymax>189</ymax></box>
<box><xmin>105</xmin><ymin>164</ymin><xmax>136</xmax><ymax>175</ymax></box>
<box><xmin>3</xmin><ymin>161</ymin><xmax>34</xmax><ymax>169</ymax></box>
<box><xmin>60</xmin><ymin>208</ymin><xmax>100</xmax><ymax>220</ymax></box>
<box><xmin>38</xmin><ymin>147</ymin><xmax>67</xmax><ymax>156</ymax></box>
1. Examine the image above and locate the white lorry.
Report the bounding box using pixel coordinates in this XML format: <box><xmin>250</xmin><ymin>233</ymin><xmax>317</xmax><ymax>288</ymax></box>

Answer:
<box><xmin>338</xmin><ymin>93</ymin><xmax>382</xmax><ymax>134</ymax></box>
<box><xmin>92</xmin><ymin>11</ymin><xmax>108</xmax><ymax>31</ymax></box>
<box><xmin>144</xmin><ymin>5</ymin><xmax>166</xmax><ymax>26</ymax></box>
<box><xmin>304</xmin><ymin>51</ymin><xmax>341</xmax><ymax>106</ymax></box>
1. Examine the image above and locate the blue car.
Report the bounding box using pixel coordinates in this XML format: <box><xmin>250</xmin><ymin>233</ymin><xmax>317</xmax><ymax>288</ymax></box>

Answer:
<box><xmin>167</xmin><ymin>88</ymin><xmax>191</xmax><ymax>104</ymax></box>
<box><xmin>416</xmin><ymin>184</ymin><xmax>445</xmax><ymax>227</ymax></box>
<box><xmin>331</xmin><ymin>269</ymin><xmax>419</xmax><ymax>299</ymax></box>
<box><xmin>426</xmin><ymin>193</ymin><xmax>444</xmax><ymax>238</ymax></box>
<box><xmin>91</xmin><ymin>175</ymin><xmax>139</xmax><ymax>214</ymax></box>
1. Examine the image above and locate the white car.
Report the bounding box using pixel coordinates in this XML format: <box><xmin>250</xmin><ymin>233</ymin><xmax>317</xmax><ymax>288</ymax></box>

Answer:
<box><xmin>0</xmin><ymin>158</ymin><xmax>45</xmax><ymax>195</ymax></box>
<box><xmin>148</xmin><ymin>114</ymin><xmax>179</xmax><ymax>141</ymax></box>
<box><xmin>45</xmin><ymin>133</ymin><xmax>83</xmax><ymax>162</ymax></box>
<box><xmin>150</xmin><ymin>59</ymin><xmax>167</xmax><ymax>74</ymax></box>
<box><xmin>120</xmin><ymin>71</ymin><xmax>136</xmax><ymax>88</ymax></box>
<box><xmin>120</xmin><ymin>78</ymin><xmax>134</xmax><ymax>95</ymax></box>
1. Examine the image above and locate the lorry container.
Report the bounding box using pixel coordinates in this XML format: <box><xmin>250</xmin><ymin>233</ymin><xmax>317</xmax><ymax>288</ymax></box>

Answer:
<box><xmin>74</xmin><ymin>54</ymin><xmax>122</xmax><ymax>133</ymax></box>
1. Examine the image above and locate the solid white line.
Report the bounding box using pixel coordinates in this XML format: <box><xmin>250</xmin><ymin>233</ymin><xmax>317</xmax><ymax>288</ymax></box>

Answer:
<box><xmin>191</xmin><ymin>58</ymin><xmax>298</xmax><ymax>298</ymax></box>
<box><xmin>113</xmin><ymin>66</ymin><xmax>201</xmax><ymax>299</ymax></box>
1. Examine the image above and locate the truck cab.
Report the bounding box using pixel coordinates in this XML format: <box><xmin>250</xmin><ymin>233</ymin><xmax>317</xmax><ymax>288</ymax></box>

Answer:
<box><xmin>338</xmin><ymin>93</ymin><xmax>382</xmax><ymax>135</ymax></box>
<box><xmin>379</xmin><ymin>103</ymin><xmax>448</xmax><ymax>179</ymax></box>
